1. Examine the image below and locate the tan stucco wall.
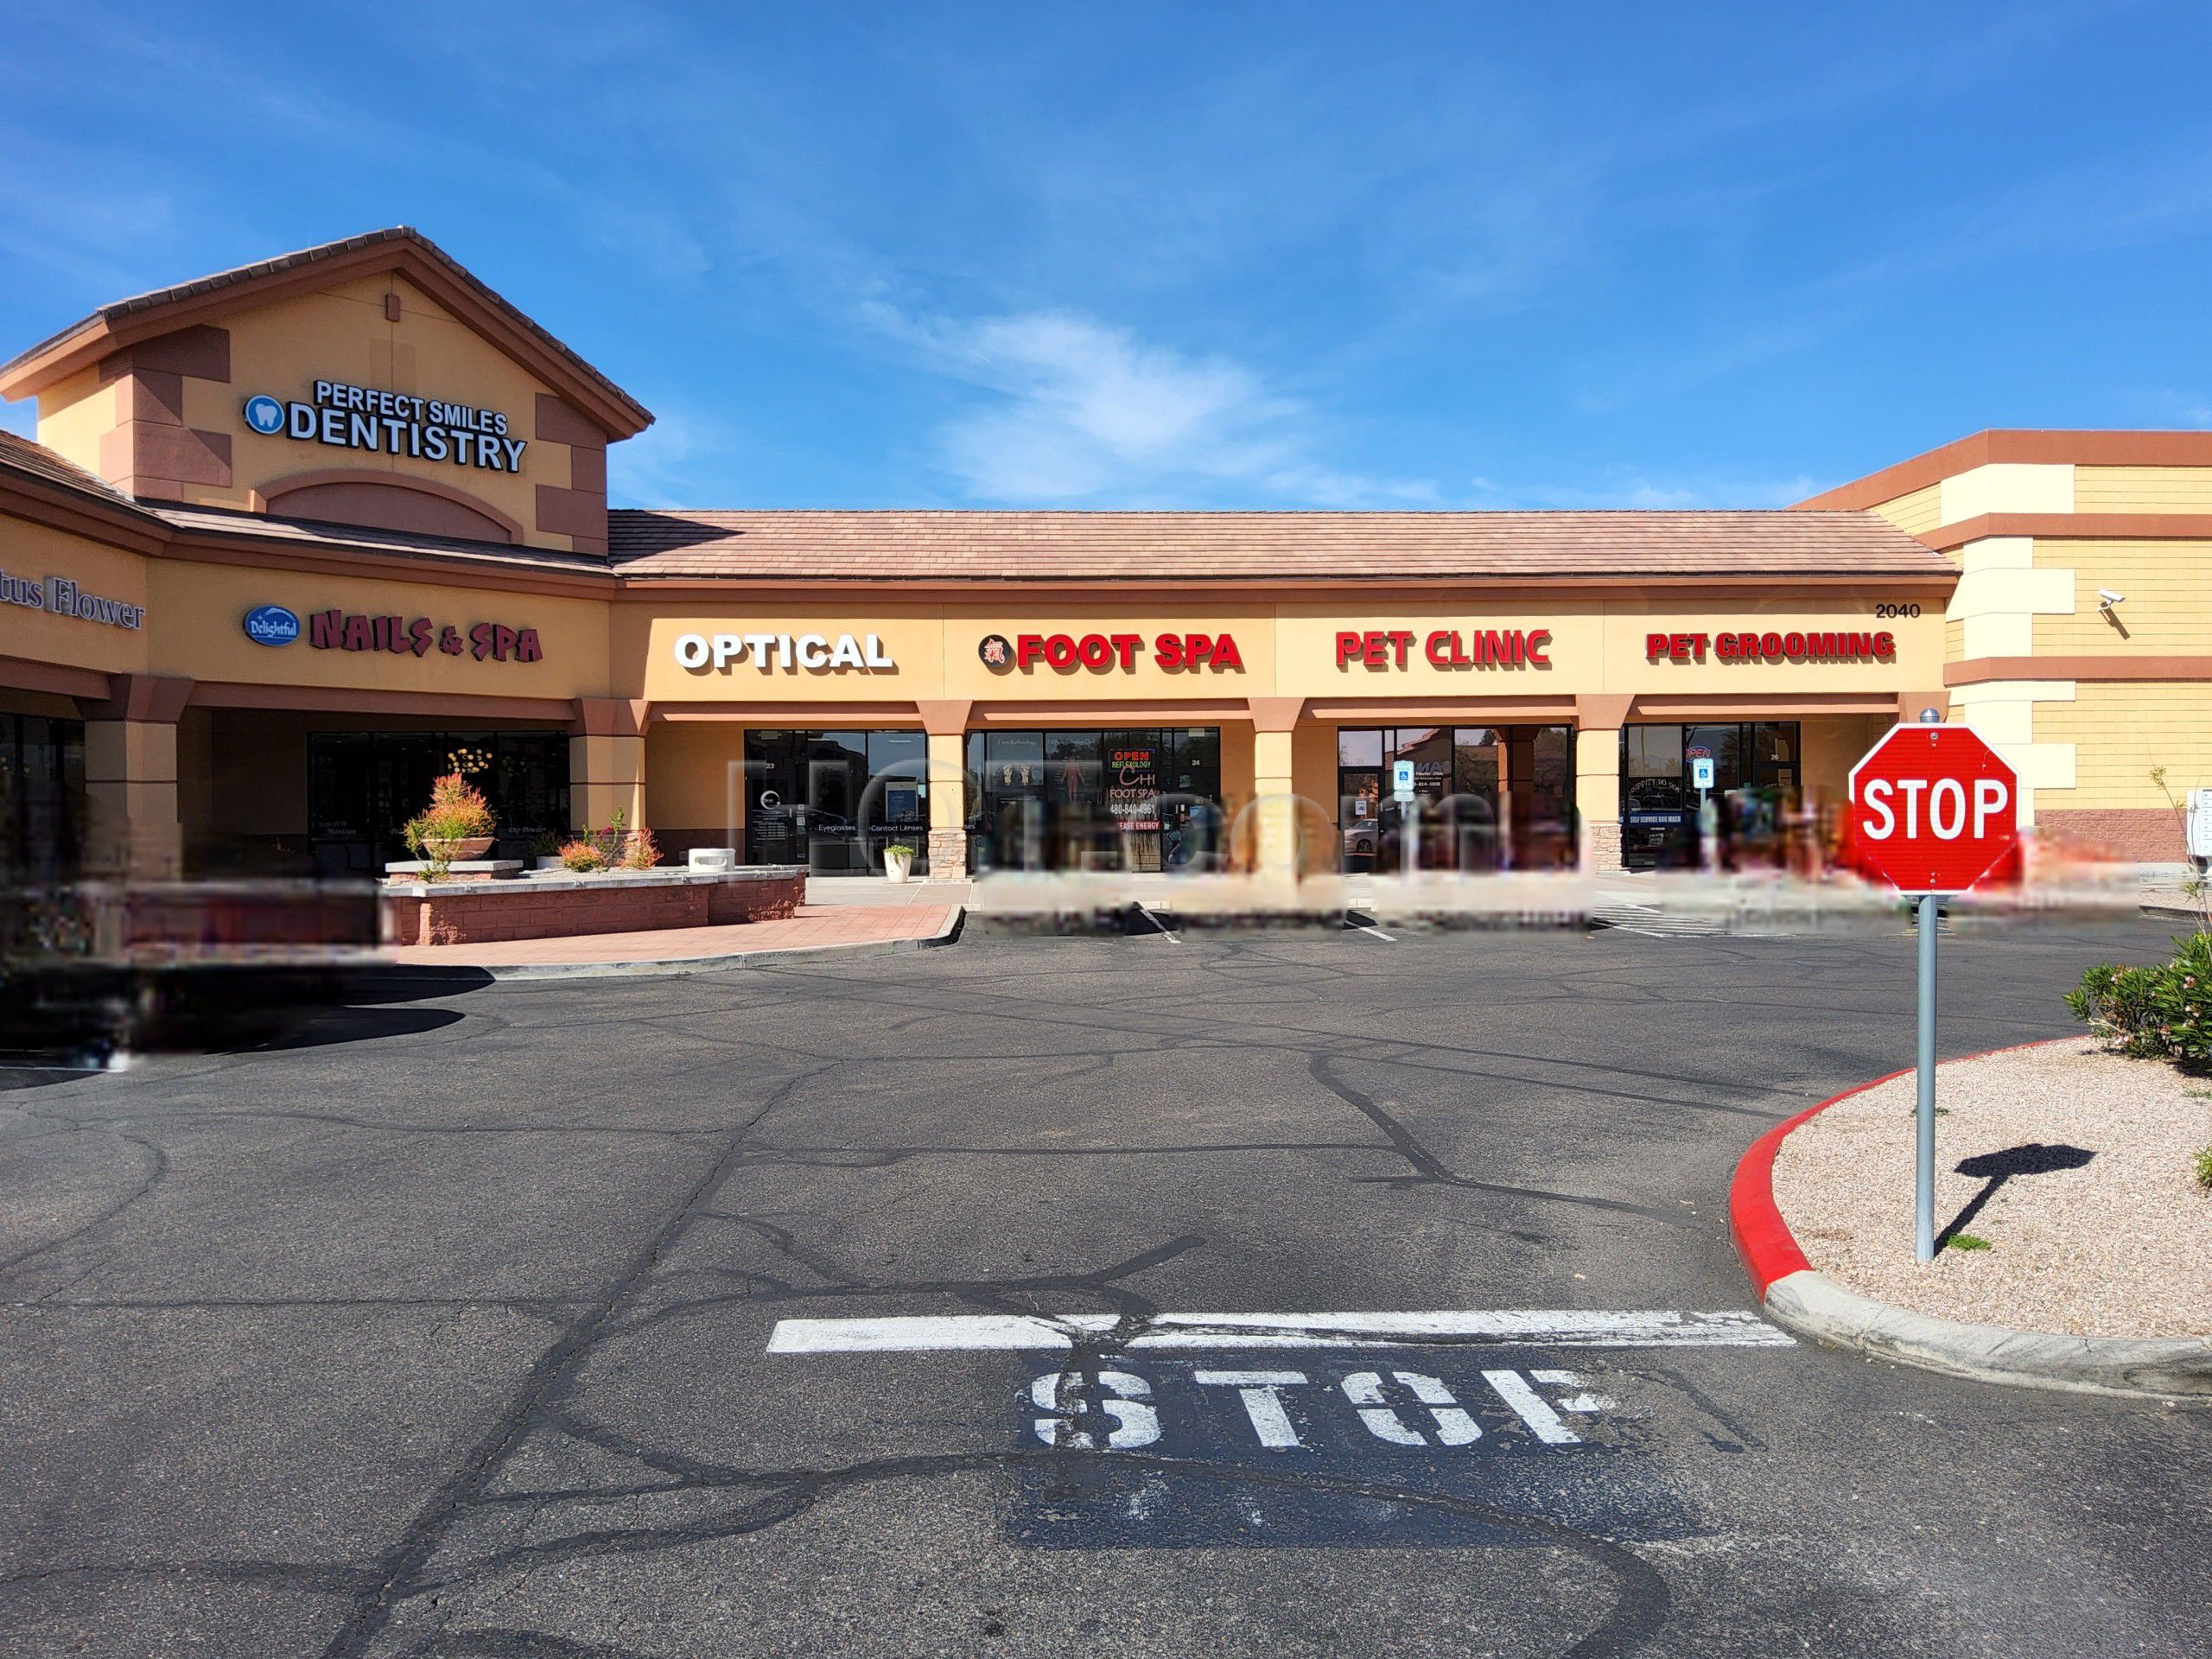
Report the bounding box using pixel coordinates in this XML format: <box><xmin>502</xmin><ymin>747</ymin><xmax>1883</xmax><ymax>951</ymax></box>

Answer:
<box><xmin>140</xmin><ymin>559</ymin><xmax>608</xmax><ymax>696</ymax></box>
<box><xmin>2030</xmin><ymin>537</ymin><xmax>2212</xmax><ymax>654</ymax></box>
<box><xmin>33</xmin><ymin>273</ymin><xmax>598</xmax><ymax>551</ymax></box>
<box><xmin>2072</xmin><ymin>466</ymin><xmax>2212</xmax><ymax>513</ymax></box>
<box><xmin>2035</xmin><ymin>685</ymin><xmax>2211</xmax><ymax>812</ymax></box>
<box><xmin>645</xmin><ymin>721</ymin><xmax>748</xmax><ymax>837</ymax></box>
<box><xmin>0</xmin><ymin>514</ymin><xmax>152</xmax><ymax>677</ymax></box>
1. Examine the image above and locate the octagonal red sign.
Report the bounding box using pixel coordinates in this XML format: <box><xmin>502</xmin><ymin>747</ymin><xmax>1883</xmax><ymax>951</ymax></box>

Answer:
<box><xmin>1847</xmin><ymin>723</ymin><xmax>2021</xmax><ymax>894</ymax></box>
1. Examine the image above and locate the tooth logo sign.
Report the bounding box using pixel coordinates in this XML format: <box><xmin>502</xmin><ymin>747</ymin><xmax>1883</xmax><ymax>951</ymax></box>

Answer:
<box><xmin>243</xmin><ymin>395</ymin><xmax>285</xmax><ymax>435</ymax></box>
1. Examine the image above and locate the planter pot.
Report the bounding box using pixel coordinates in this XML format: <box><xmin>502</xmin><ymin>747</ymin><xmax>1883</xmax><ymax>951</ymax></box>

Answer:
<box><xmin>884</xmin><ymin>850</ymin><xmax>915</xmax><ymax>884</ymax></box>
<box><xmin>425</xmin><ymin>836</ymin><xmax>494</xmax><ymax>860</ymax></box>
<box><xmin>532</xmin><ymin>856</ymin><xmax>565</xmax><ymax>872</ymax></box>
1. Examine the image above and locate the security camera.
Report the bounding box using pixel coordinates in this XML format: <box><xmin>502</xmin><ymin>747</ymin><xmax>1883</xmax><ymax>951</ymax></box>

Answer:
<box><xmin>2098</xmin><ymin>588</ymin><xmax>2126</xmax><ymax>607</ymax></box>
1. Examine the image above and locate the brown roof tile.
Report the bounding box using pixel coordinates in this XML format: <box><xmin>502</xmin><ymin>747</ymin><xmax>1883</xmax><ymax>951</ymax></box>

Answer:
<box><xmin>0</xmin><ymin>430</ymin><xmax>156</xmax><ymax>515</ymax></box>
<box><xmin>607</xmin><ymin>507</ymin><xmax>1953</xmax><ymax>582</ymax></box>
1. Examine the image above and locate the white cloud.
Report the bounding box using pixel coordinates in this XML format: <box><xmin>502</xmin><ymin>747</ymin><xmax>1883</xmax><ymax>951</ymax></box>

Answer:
<box><xmin>1469</xmin><ymin>467</ymin><xmax>1821</xmax><ymax>510</ymax></box>
<box><xmin>861</xmin><ymin>302</ymin><xmax>1436</xmax><ymax>507</ymax></box>
<box><xmin>606</xmin><ymin>403</ymin><xmax>729</xmax><ymax>506</ymax></box>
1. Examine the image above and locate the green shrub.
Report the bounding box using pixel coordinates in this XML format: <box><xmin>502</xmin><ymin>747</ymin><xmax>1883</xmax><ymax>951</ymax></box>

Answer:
<box><xmin>2068</xmin><ymin>932</ymin><xmax>2212</xmax><ymax>1068</ymax></box>
<box><xmin>2194</xmin><ymin>1146</ymin><xmax>2212</xmax><ymax>1192</ymax></box>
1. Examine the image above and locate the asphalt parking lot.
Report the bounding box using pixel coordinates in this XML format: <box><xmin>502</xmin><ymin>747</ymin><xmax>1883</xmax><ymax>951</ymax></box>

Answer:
<box><xmin>3</xmin><ymin>916</ymin><xmax>2209</xmax><ymax>1657</ymax></box>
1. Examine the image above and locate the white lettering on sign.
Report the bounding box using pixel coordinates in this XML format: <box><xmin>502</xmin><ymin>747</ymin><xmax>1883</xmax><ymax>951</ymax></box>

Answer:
<box><xmin>0</xmin><ymin>569</ymin><xmax>144</xmax><ymax>630</ymax></box>
<box><xmin>672</xmin><ymin>632</ymin><xmax>895</xmax><ymax>672</ymax></box>
<box><xmin>1859</xmin><ymin>775</ymin><xmax>2013</xmax><ymax>842</ymax></box>
<box><xmin>242</xmin><ymin>383</ymin><xmax>526</xmax><ymax>474</ymax></box>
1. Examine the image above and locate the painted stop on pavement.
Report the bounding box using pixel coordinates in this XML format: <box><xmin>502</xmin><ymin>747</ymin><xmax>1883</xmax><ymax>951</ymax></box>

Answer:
<box><xmin>1847</xmin><ymin>723</ymin><xmax>2021</xmax><ymax>895</ymax></box>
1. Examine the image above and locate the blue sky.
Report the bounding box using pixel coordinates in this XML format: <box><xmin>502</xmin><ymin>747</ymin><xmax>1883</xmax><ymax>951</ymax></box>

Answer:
<box><xmin>4</xmin><ymin>2</ymin><xmax>2209</xmax><ymax>511</ymax></box>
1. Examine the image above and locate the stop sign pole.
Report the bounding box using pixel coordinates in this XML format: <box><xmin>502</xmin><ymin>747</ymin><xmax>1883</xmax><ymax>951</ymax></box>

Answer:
<box><xmin>1847</xmin><ymin>712</ymin><xmax>2022</xmax><ymax>1263</ymax></box>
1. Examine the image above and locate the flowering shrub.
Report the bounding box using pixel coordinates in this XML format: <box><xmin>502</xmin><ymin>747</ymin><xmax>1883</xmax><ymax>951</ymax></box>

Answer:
<box><xmin>558</xmin><ymin>839</ymin><xmax>611</xmax><ymax>873</ymax></box>
<box><xmin>545</xmin><ymin>809</ymin><xmax>659</xmax><ymax>873</ymax></box>
<box><xmin>403</xmin><ymin>772</ymin><xmax>496</xmax><ymax>856</ymax></box>
<box><xmin>2067</xmin><ymin>931</ymin><xmax>2212</xmax><ymax>1067</ymax></box>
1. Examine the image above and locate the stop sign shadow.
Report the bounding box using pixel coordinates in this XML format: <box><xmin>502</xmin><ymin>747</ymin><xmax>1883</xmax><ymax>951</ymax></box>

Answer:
<box><xmin>1847</xmin><ymin>724</ymin><xmax>2022</xmax><ymax>895</ymax></box>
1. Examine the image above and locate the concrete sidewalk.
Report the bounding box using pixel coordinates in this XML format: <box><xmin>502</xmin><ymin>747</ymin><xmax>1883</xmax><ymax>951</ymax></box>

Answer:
<box><xmin>381</xmin><ymin>900</ymin><xmax>958</xmax><ymax>978</ymax></box>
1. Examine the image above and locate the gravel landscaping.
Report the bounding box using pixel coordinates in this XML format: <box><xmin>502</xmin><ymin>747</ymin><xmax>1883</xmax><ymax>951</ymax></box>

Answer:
<box><xmin>1773</xmin><ymin>1039</ymin><xmax>2212</xmax><ymax>1338</ymax></box>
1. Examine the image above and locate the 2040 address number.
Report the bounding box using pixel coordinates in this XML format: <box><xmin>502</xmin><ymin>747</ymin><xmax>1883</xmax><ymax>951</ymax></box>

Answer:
<box><xmin>1873</xmin><ymin>602</ymin><xmax>1923</xmax><ymax>619</ymax></box>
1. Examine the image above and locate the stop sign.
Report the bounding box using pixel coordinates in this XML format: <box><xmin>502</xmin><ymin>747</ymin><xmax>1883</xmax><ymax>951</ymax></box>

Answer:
<box><xmin>1847</xmin><ymin>723</ymin><xmax>2020</xmax><ymax>893</ymax></box>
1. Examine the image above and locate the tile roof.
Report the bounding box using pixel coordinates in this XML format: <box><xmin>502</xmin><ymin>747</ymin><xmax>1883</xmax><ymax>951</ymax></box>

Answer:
<box><xmin>607</xmin><ymin>507</ymin><xmax>1955</xmax><ymax>582</ymax></box>
<box><xmin>0</xmin><ymin>426</ymin><xmax>1957</xmax><ymax>590</ymax></box>
<box><xmin>145</xmin><ymin>502</ymin><xmax>613</xmax><ymax>576</ymax></box>
<box><xmin>0</xmin><ymin>429</ymin><xmax>152</xmax><ymax>514</ymax></box>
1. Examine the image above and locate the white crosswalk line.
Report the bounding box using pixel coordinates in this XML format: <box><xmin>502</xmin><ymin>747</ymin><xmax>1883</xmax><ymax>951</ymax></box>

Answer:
<box><xmin>766</xmin><ymin>1307</ymin><xmax>1792</xmax><ymax>1354</ymax></box>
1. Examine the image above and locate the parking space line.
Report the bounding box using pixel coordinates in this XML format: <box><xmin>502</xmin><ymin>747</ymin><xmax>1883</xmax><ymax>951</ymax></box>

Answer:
<box><xmin>766</xmin><ymin>1307</ymin><xmax>1792</xmax><ymax>1354</ymax></box>
<box><xmin>1344</xmin><ymin>911</ymin><xmax>1395</xmax><ymax>941</ymax></box>
<box><xmin>1135</xmin><ymin>901</ymin><xmax>1181</xmax><ymax>943</ymax></box>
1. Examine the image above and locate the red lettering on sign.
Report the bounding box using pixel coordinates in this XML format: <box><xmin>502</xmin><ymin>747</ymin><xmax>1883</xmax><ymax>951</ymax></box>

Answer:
<box><xmin>1337</xmin><ymin>631</ymin><xmax>1363</xmax><ymax>667</ymax></box>
<box><xmin>1211</xmin><ymin>632</ymin><xmax>1243</xmax><ymax>671</ymax></box>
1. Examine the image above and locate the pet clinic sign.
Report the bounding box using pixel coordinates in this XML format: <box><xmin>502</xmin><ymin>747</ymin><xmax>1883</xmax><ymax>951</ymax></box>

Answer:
<box><xmin>243</xmin><ymin>382</ymin><xmax>527</xmax><ymax>472</ymax></box>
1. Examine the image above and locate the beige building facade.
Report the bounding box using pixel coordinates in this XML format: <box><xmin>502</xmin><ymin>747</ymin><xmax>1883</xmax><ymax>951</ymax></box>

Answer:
<box><xmin>3</xmin><ymin>229</ymin><xmax>2181</xmax><ymax>891</ymax></box>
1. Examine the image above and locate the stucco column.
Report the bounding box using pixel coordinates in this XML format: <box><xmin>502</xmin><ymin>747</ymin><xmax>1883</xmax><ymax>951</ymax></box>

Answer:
<box><xmin>84</xmin><ymin>675</ymin><xmax>193</xmax><ymax>880</ymax></box>
<box><xmin>1574</xmin><ymin>695</ymin><xmax>1632</xmax><ymax>875</ymax></box>
<box><xmin>571</xmin><ymin>698</ymin><xmax>648</xmax><ymax>834</ymax></box>
<box><xmin>915</xmin><ymin>700</ymin><xmax>973</xmax><ymax>880</ymax></box>
<box><xmin>1248</xmin><ymin>697</ymin><xmax>1305</xmax><ymax>884</ymax></box>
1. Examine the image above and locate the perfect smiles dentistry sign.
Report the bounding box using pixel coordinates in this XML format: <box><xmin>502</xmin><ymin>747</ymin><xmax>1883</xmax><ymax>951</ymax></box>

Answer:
<box><xmin>242</xmin><ymin>381</ymin><xmax>527</xmax><ymax>473</ymax></box>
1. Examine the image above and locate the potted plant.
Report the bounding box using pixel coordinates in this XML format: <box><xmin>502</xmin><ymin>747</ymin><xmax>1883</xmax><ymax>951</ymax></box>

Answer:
<box><xmin>526</xmin><ymin>829</ymin><xmax>564</xmax><ymax>871</ymax></box>
<box><xmin>404</xmin><ymin>772</ymin><xmax>497</xmax><ymax>862</ymax></box>
<box><xmin>882</xmin><ymin>842</ymin><xmax>917</xmax><ymax>883</ymax></box>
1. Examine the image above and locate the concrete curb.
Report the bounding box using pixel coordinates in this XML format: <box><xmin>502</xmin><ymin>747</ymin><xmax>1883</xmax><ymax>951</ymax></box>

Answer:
<box><xmin>372</xmin><ymin>906</ymin><xmax>964</xmax><ymax>983</ymax></box>
<box><xmin>1730</xmin><ymin>1040</ymin><xmax>2212</xmax><ymax>1402</ymax></box>
<box><xmin>1762</xmin><ymin>1268</ymin><xmax>2212</xmax><ymax>1401</ymax></box>
<box><xmin>2139</xmin><ymin>903</ymin><xmax>2209</xmax><ymax>926</ymax></box>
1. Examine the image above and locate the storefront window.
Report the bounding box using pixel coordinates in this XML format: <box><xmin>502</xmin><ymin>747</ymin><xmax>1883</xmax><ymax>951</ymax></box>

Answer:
<box><xmin>305</xmin><ymin>730</ymin><xmax>569</xmax><ymax>874</ymax></box>
<box><xmin>0</xmin><ymin>713</ymin><xmax>86</xmax><ymax>885</ymax></box>
<box><xmin>1618</xmin><ymin>721</ymin><xmax>1802</xmax><ymax>870</ymax></box>
<box><xmin>1336</xmin><ymin>726</ymin><xmax>1574</xmax><ymax>874</ymax></box>
<box><xmin>745</xmin><ymin>728</ymin><xmax>927</xmax><ymax>874</ymax></box>
<box><xmin>969</xmin><ymin>728</ymin><xmax>1222</xmax><ymax>874</ymax></box>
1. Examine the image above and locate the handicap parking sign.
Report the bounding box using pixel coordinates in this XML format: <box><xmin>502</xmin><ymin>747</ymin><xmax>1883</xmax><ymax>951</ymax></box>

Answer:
<box><xmin>1391</xmin><ymin>760</ymin><xmax>1415</xmax><ymax>801</ymax></box>
<box><xmin>1691</xmin><ymin>756</ymin><xmax>1715</xmax><ymax>790</ymax></box>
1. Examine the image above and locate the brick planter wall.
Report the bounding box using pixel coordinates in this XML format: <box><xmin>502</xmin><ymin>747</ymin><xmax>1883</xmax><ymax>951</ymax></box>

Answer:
<box><xmin>383</xmin><ymin>869</ymin><xmax>804</xmax><ymax>946</ymax></box>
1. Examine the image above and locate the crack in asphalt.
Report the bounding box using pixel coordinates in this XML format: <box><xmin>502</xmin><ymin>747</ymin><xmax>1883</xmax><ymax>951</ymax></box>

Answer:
<box><xmin>0</xmin><ymin>922</ymin><xmax>2151</xmax><ymax>1657</ymax></box>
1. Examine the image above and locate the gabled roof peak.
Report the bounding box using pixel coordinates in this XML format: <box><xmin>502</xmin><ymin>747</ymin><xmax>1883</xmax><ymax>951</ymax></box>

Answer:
<box><xmin>0</xmin><ymin>226</ymin><xmax>652</xmax><ymax>440</ymax></box>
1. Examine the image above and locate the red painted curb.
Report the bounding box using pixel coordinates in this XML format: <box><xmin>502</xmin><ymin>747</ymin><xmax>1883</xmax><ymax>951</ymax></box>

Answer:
<box><xmin>1730</xmin><ymin>1067</ymin><xmax>1909</xmax><ymax>1298</ymax></box>
<box><xmin>1729</xmin><ymin>1039</ymin><xmax>2074</xmax><ymax>1300</ymax></box>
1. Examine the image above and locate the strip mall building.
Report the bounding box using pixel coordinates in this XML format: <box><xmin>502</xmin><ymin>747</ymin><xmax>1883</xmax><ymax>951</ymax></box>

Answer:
<box><xmin>0</xmin><ymin>228</ymin><xmax>2201</xmax><ymax>887</ymax></box>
